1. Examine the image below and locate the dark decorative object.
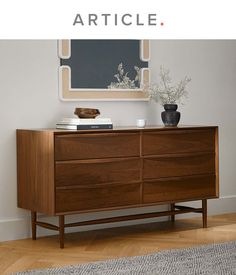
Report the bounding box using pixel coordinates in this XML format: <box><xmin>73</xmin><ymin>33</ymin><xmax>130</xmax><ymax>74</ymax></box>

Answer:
<box><xmin>74</xmin><ymin>108</ymin><xmax>100</xmax><ymax>118</ymax></box>
<box><xmin>148</xmin><ymin>66</ymin><xmax>191</xmax><ymax>127</ymax></box>
<box><xmin>161</xmin><ymin>104</ymin><xmax>180</xmax><ymax>127</ymax></box>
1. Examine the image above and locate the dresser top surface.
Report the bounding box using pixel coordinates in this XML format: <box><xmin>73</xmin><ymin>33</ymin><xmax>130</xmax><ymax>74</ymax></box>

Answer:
<box><xmin>17</xmin><ymin>125</ymin><xmax>218</xmax><ymax>134</ymax></box>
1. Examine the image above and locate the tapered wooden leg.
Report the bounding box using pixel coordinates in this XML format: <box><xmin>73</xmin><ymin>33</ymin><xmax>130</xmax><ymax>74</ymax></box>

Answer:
<box><xmin>59</xmin><ymin>215</ymin><xmax>65</xmax><ymax>249</ymax></box>
<box><xmin>170</xmin><ymin>203</ymin><xmax>175</xmax><ymax>222</ymax></box>
<box><xmin>202</xmin><ymin>199</ymin><xmax>207</xmax><ymax>228</ymax></box>
<box><xmin>31</xmin><ymin>211</ymin><xmax>37</xmax><ymax>240</ymax></box>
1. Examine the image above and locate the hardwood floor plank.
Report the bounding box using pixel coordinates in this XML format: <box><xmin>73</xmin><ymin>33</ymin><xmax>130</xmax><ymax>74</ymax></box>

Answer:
<box><xmin>1</xmin><ymin>213</ymin><xmax>236</xmax><ymax>274</ymax></box>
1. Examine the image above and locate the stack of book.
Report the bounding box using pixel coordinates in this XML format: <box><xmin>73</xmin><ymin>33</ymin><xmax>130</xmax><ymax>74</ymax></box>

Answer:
<box><xmin>56</xmin><ymin>117</ymin><xmax>113</xmax><ymax>130</ymax></box>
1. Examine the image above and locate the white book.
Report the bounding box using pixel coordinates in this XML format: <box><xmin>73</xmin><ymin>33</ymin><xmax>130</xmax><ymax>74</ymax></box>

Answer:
<box><xmin>56</xmin><ymin>124</ymin><xmax>77</xmax><ymax>130</ymax></box>
<box><xmin>58</xmin><ymin>117</ymin><xmax>112</xmax><ymax>125</ymax></box>
<box><xmin>56</xmin><ymin>123</ymin><xmax>113</xmax><ymax>130</ymax></box>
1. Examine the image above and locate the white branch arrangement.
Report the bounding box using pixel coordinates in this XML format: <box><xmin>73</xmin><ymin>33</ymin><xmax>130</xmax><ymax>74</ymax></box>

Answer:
<box><xmin>148</xmin><ymin>66</ymin><xmax>191</xmax><ymax>106</ymax></box>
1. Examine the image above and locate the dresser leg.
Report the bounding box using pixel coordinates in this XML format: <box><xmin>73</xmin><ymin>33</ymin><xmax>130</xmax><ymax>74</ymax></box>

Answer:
<box><xmin>31</xmin><ymin>211</ymin><xmax>37</xmax><ymax>240</ymax></box>
<box><xmin>170</xmin><ymin>203</ymin><xmax>175</xmax><ymax>222</ymax></box>
<box><xmin>202</xmin><ymin>199</ymin><xmax>207</xmax><ymax>228</ymax></box>
<box><xmin>59</xmin><ymin>215</ymin><xmax>65</xmax><ymax>248</ymax></box>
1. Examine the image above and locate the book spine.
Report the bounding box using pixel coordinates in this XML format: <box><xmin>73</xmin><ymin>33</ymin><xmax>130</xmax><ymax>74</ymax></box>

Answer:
<box><xmin>60</xmin><ymin>118</ymin><xmax>112</xmax><ymax>124</ymax></box>
<box><xmin>56</xmin><ymin>125</ymin><xmax>77</xmax><ymax>130</ymax></box>
<box><xmin>58</xmin><ymin>121</ymin><xmax>111</xmax><ymax>125</ymax></box>
<box><xmin>77</xmin><ymin>124</ymin><xmax>113</xmax><ymax>130</ymax></box>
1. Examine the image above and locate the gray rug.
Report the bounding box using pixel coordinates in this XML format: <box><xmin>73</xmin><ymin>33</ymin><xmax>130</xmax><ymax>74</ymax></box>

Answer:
<box><xmin>13</xmin><ymin>241</ymin><xmax>236</xmax><ymax>275</ymax></box>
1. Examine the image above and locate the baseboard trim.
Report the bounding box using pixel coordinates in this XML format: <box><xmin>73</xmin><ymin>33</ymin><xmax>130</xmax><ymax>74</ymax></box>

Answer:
<box><xmin>0</xmin><ymin>218</ymin><xmax>30</xmax><ymax>242</ymax></box>
<box><xmin>175</xmin><ymin>196</ymin><xmax>236</xmax><ymax>219</ymax></box>
<box><xmin>209</xmin><ymin>195</ymin><xmax>236</xmax><ymax>215</ymax></box>
<box><xmin>1</xmin><ymin>196</ymin><xmax>236</xmax><ymax>242</ymax></box>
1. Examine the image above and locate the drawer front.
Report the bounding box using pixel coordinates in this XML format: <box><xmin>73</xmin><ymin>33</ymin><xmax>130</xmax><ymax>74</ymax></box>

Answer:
<box><xmin>143</xmin><ymin>175</ymin><xmax>216</xmax><ymax>204</ymax></box>
<box><xmin>143</xmin><ymin>153</ymin><xmax>215</xmax><ymax>179</ymax></box>
<box><xmin>56</xmin><ymin>183</ymin><xmax>141</xmax><ymax>213</ymax></box>
<box><xmin>55</xmin><ymin>132</ymin><xmax>140</xmax><ymax>160</ymax></box>
<box><xmin>55</xmin><ymin>158</ymin><xmax>141</xmax><ymax>186</ymax></box>
<box><xmin>143</xmin><ymin>129</ymin><xmax>215</xmax><ymax>155</ymax></box>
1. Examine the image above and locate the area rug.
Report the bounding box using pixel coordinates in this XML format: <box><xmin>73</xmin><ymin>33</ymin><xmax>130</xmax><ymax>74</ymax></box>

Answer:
<box><xmin>13</xmin><ymin>240</ymin><xmax>236</xmax><ymax>275</ymax></box>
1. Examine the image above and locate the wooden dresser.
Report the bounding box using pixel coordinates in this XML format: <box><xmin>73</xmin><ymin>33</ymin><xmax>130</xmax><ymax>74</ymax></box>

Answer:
<box><xmin>17</xmin><ymin>126</ymin><xmax>219</xmax><ymax>248</ymax></box>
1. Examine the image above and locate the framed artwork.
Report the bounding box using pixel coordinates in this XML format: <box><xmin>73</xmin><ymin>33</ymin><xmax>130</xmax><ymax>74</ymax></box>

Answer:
<box><xmin>58</xmin><ymin>39</ymin><xmax>150</xmax><ymax>101</ymax></box>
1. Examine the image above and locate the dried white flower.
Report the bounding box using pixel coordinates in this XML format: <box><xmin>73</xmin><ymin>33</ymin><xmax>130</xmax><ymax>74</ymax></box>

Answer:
<box><xmin>148</xmin><ymin>66</ymin><xmax>191</xmax><ymax>105</ymax></box>
<box><xmin>108</xmin><ymin>63</ymin><xmax>140</xmax><ymax>89</ymax></box>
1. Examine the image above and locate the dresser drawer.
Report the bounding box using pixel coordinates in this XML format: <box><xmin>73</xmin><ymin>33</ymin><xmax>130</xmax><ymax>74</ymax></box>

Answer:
<box><xmin>143</xmin><ymin>153</ymin><xmax>215</xmax><ymax>179</ymax></box>
<box><xmin>55</xmin><ymin>158</ymin><xmax>141</xmax><ymax>186</ymax></box>
<box><xmin>55</xmin><ymin>132</ymin><xmax>140</xmax><ymax>160</ymax></box>
<box><xmin>143</xmin><ymin>175</ymin><xmax>216</xmax><ymax>203</ymax></box>
<box><xmin>143</xmin><ymin>129</ymin><xmax>215</xmax><ymax>155</ymax></box>
<box><xmin>55</xmin><ymin>183</ymin><xmax>141</xmax><ymax>213</ymax></box>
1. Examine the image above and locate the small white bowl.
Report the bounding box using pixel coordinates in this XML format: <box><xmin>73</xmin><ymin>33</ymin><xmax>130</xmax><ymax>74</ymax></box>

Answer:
<box><xmin>136</xmin><ymin>119</ymin><xmax>146</xmax><ymax>128</ymax></box>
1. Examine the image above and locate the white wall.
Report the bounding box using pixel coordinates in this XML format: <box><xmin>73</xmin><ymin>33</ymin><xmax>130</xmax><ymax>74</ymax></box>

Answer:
<box><xmin>0</xmin><ymin>40</ymin><xmax>236</xmax><ymax>241</ymax></box>
<box><xmin>150</xmin><ymin>40</ymin><xmax>236</xmax><ymax>198</ymax></box>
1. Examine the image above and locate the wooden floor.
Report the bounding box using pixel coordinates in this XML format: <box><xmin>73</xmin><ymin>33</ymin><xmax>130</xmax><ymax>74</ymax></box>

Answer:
<box><xmin>1</xmin><ymin>213</ymin><xmax>236</xmax><ymax>274</ymax></box>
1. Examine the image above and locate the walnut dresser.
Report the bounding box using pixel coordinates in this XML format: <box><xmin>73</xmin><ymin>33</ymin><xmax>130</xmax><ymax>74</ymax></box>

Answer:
<box><xmin>17</xmin><ymin>126</ymin><xmax>219</xmax><ymax>248</ymax></box>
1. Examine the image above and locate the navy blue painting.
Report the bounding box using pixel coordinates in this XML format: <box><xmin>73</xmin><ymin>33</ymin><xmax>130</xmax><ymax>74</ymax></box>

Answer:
<box><xmin>60</xmin><ymin>40</ymin><xmax>148</xmax><ymax>89</ymax></box>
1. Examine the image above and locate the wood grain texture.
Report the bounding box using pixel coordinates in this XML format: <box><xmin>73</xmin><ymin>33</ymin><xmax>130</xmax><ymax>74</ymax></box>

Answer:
<box><xmin>143</xmin><ymin>152</ymin><xmax>215</xmax><ymax>179</ymax></box>
<box><xmin>142</xmin><ymin>129</ymin><xmax>215</xmax><ymax>155</ymax></box>
<box><xmin>54</xmin><ymin>132</ymin><xmax>140</xmax><ymax>160</ymax></box>
<box><xmin>31</xmin><ymin>212</ymin><xmax>36</xmax><ymax>240</ymax></box>
<box><xmin>63</xmin><ymin>207</ymin><xmax>203</xmax><ymax>228</ymax></box>
<box><xmin>143</xmin><ymin>175</ymin><xmax>216</xmax><ymax>203</ymax></box>
<box><xmin>17</xmin><ymin>126</ymin><xmax>219</xmax><ymax>246</ymax></box>
<box><xmin>16</xmin><ymin>127</ymin><xmax>219</xmax><ymax>213</ymax></box>
<box><xmin>17</xmin><ymin>130</ymin><xmax>55</xmax><ymax>215</ymax></box>
<box><xmin>214</xmin><ymin>127</ymin><xmax>219</xmax><ymax>197</ymax></box>
<box><xmin>55</xmin><ymin>158</ymin><xmax>141</xmax><ymax>187</ymax></box>
<box><xmin>56</xmin><ymin>182</ymin><xmax>142</xmax><ymax>213</ymax></box>
<box><xmin>202</xmin><ymin>199</ymin><xmax>207</xmax><ymax>228</ymax></box>
<box><xmin>1</xmin><ymin>213</ymin><xmax>236</xmax><ymax>275</ymax></box>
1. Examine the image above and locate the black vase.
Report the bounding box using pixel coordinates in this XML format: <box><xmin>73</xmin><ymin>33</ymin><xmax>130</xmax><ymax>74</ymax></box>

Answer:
<box><xmin>161</xmin><ymin>104</ymin><xmax>180</xmax><ymax>127</ymax></box>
